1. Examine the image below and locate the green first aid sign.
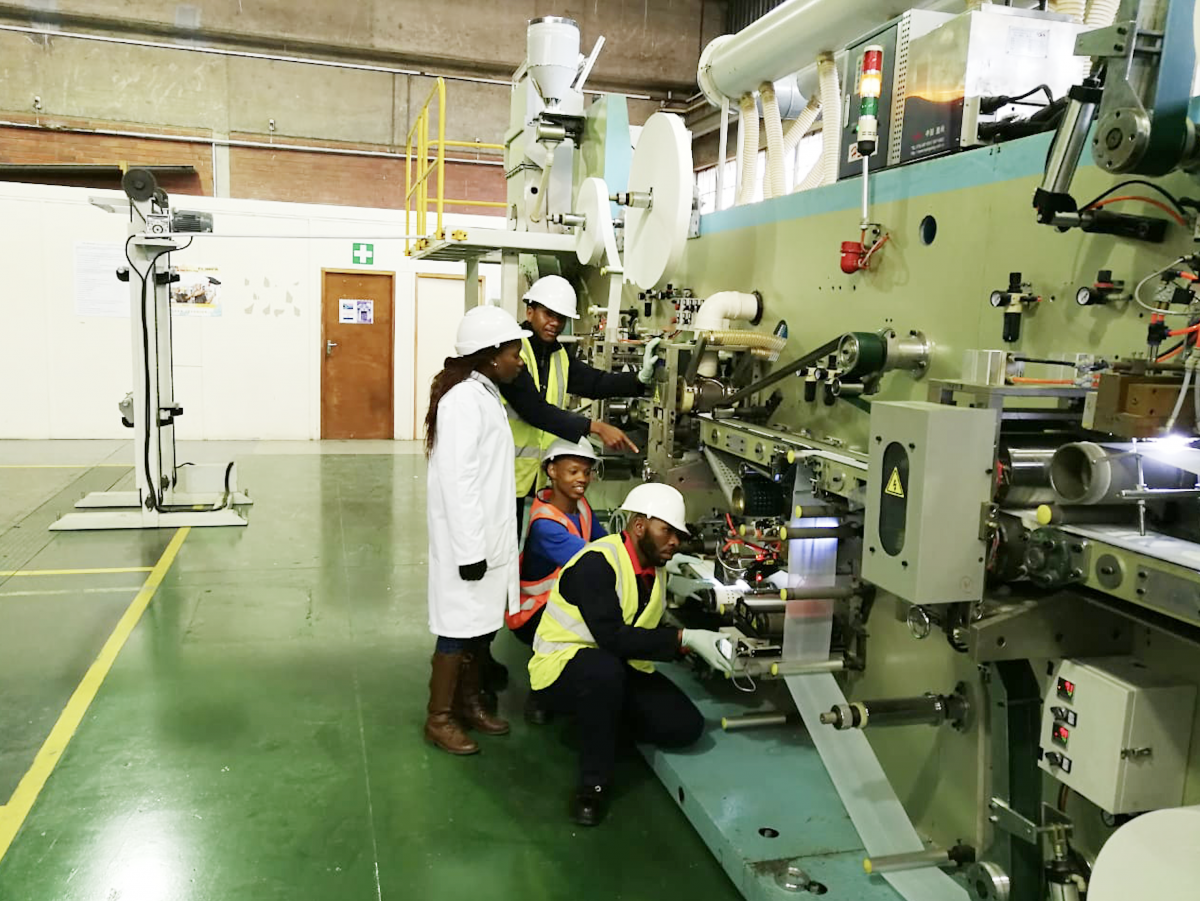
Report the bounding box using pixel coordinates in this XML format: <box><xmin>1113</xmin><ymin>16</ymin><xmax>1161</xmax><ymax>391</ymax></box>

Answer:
<box><xmin>352</xmin><ymin>243</ymin><xmax>374</xmax><ymax>265</ymax></box>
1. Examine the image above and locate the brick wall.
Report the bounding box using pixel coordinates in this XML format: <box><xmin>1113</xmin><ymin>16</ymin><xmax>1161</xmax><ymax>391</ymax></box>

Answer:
<box><xmin>0</xmin><ymin>118</ymin><xmax>506</xmax><ymax>217</ymax></box>
<box><xmin>0</xmin><ymin>123</ymin><xmax>211</xmax><ymax>196</ymax></box>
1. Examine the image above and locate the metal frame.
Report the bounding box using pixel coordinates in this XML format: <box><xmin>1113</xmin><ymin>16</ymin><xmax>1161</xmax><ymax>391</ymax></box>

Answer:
<box><xmin>52</xmin><ymin>198</ymin><xmax>250</xmax><ymax>531</ymax></box>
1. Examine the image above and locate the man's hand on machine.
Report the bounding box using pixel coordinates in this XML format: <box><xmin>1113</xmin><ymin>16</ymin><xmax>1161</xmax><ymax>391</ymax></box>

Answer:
<box><xmin>590</xmin><ymin>420</ymin><xmax>639</xmax><ymax>453</ymax></box>
<box><xmin>459</xmin><ymin>560</ymin><xmax>487</xmax><ymax>581</ymax></box>
<box><xmin>680</xmin><ymin>629</ymin><xmax>733</xmax><ymax>674</ymax></box>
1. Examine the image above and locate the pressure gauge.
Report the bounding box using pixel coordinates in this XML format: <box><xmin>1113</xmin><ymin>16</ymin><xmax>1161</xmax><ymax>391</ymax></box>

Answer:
<box><xmin>989</xmin><ymin>290</ymin><xmax>1008</xmax><ymax>308</ymax></box>
<box><xmin>1076</xmin><ymin>286</ymin><xmax>1100</xmax><ymax>306</ymax></box>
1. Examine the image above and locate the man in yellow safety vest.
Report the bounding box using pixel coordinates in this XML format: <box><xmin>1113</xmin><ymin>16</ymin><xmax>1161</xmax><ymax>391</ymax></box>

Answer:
<box><xmin>484</xmin><ymin>275</ymin><xmax>657</xmax><ymax>695</ymax></box>
<box><xmin>527</xmin><ymin>482</ymin><xmax>732</xmax><ymax>826</ymax></box>
<box><xmin>500</xmin><ymin>275</ymin><xmax>656</xmax><ymax>533</ymax></box>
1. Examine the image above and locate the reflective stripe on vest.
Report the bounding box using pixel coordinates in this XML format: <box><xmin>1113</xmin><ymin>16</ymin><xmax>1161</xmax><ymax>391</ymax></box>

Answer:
<box><xmin>527</xmin><ymin>533</ymin><xmax>663</xmax><ymax>691</ymax></box>
<box><xmin>505</xmin><ymin>337</ymin><xmax>570</xmax><ymax>496</ymax></box>
<box><xmin>506</xmin><ymin>493</ymin><xmax>593</xmax><ymax>631</ymax></box>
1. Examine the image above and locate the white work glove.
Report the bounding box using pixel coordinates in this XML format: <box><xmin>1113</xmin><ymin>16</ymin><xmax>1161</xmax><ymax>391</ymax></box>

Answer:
<box><xmin>665</xmin><ymin>553</ymin><xmax>706</xmax><ymax>577</ymax></box>
<box><xmin>638</xmin><ymin>337</ymin><xmax>663</xmax><ymax>385</ymax></box>
<box><xmin>681</xmin><ymin>629</ymin><xmax>733</xmax><ymax>673</ymax></box>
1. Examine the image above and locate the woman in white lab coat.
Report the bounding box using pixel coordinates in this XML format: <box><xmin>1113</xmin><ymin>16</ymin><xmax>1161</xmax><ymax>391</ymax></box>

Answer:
<box><xmin>423</xmin><ymin>305</ymin><xmax>530</xmax><ymax>755</ymax></box>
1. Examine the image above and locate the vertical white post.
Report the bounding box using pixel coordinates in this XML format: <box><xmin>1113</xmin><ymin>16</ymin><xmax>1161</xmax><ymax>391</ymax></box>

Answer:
<box><xmin>717</xmin><ymin>97</ymin><xmax>729</xmax><ymax>212</ymax></box>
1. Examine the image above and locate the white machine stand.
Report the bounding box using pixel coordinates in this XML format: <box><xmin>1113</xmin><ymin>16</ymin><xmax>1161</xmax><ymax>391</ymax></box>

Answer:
<box><xmin>52</xmin><ymin>174</ymin><xmax>250</xmax><ymax>530</ymax></box>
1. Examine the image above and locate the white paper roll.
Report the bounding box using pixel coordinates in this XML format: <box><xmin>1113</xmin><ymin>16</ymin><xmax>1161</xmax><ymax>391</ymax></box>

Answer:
<box><xmin>1089</xmin><ymin>805</ymin><xmax>1200</xmax><ymax>901</ymax></box>
<box><xmin>782</xmin><ymin>516</ymin><xmax>967</xmax><ymax>901</ymax></box>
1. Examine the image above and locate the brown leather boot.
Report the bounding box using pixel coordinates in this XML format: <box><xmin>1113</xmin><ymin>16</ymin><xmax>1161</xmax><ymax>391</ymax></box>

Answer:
<box><xmin>456</xmin><ymin>649</ymin><xmax>511</xmax><ymax>736</ymax></box>
<box><xmin>424</xmin><ymin>652</ymin><xmax>479</xmax><ymax>755</ymax></box>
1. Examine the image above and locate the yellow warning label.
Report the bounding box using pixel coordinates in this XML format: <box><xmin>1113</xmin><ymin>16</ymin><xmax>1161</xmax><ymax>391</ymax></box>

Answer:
<box><xmin>885</xmin><ymin>467</ymin><xmax>905</xmax><ymax>499</ymax></box>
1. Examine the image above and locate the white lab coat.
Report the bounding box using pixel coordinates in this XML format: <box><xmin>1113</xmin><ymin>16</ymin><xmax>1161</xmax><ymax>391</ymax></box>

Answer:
<box><xmin>426</xmin><ymin>372</ymin><xmax>520</xmax><ymax>637</ymax></box>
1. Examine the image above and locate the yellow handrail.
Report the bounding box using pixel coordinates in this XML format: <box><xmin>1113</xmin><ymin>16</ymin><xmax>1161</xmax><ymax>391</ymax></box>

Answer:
<box><xmin>405</xmin><ymin>78</ymin><xmax>507</xmax><ymax>253</ymax></box>
<box><xmin>405</xmin><ymin>78</ymin><xmax>446</xmax><ymax>254</ymax></box>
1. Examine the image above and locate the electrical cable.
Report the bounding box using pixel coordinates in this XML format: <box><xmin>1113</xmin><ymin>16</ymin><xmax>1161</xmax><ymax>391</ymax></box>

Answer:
<box><xmin>125</xmin><ymin>233</ymin><xmax>200</xmax><ymax>514</ymax></box>
<box><xmin>1157</xmin><ymin>342</ymin><xmax>1184</xmax><ymax>361</ymax></box>
<box><xmin>1134</xmin><ymin>257</ymin><xmax>1194</xmax><ymax>317</ymax></box>
<box><xmin>1084</xmin><ymin>195</ymin><xmax>1188</xmax><ymax>227</ymax></box>
<box><xmin>1166</xmin><ymin>364</ymin><xmax>1193</xmax><ymax>431</ymax></box>
<box><xmin>979</xmin><ymin>83</ymin><xmax>1053</xmax><ymax>115</ymax></box>
<box><xmin>1078</xmin><ymin>179</ymin><xmax>1191</xmax><ymax>217</ymax></box>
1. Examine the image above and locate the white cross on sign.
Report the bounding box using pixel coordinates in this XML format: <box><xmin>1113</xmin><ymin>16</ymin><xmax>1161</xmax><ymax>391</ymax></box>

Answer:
<box><xmin>352</xmin><ymin>242</ymin><xmax>374</xmax><ymax>265</ymax></box>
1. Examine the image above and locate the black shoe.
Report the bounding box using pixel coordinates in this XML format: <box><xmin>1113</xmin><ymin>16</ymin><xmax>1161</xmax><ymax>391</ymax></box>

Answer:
<box><xmin>524</xmin><ymin>692</ymin><xmax>553</xmax><ymax>726</ymax></box>
<box><xmin>482</xmin><ymin>657</ymin><xmax>509</xmax><ymax>692</ymax></box>
<box><xmin>570</xmin><ymin>785</ymin><xmax>608</xmax><ymax>827</ymax></box>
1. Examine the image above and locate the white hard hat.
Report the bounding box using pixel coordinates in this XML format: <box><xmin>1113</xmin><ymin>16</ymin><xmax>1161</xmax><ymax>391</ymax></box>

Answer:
<box><xmin>454</xmin><ymin>305</ymin><xmax>532</xmax><ymax>357</ymax></box>
<box><xmin>522</xmin><ymin>275</ymin><xmax>579</xmax><ymax>319</ymax></box>
<box><xmin>621</xmin><ymin>482</ymin><xmax>689</xmax><ymax>535</ymax></box>
<box><xmin>543</xmin><ymin>437</ymin><xmax>598</xmax><ymax>467</ymax></box>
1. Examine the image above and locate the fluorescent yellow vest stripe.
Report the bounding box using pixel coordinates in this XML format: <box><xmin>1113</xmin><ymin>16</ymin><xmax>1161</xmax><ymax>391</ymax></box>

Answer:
<box><xmin>506</xmin><ymin>337</ymin><xmax>570</xmax><ymax>496</ymax></box>
<box><xmin>528</xmin><ymin>534</ymin><xmax>664</xmax><ymax>691</ymax></box>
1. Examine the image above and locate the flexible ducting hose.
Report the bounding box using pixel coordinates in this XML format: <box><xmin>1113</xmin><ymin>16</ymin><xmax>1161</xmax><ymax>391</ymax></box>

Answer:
<box><xmin>708</xmin><ymin>329</ymin><xmax>788</xmax><ymax>361</ymax></box>
<box><xmin>1080</xmin><ymin>0</ymin><xmax>1121</xmax><ymax>75</ymax></box>
<box><xmin>760</xmin><ymin>81</ymin><xmax>786</xmax><ymax>201</ymax></box>
<box><xmin>737</xmin><ymin>92</ymin><xmax>760</xmax><ymax>205</ymax></box>
<box><xmin>1085</xmin><ymin>0</ymin><xmax>1121</xmax><ymax>22</ymax></box>
<box><xmin>1050</xmin><ymin>0</ymin><xmax>1087</xmax><ymax>21</ymax></box>
<box><xmin>693</xmin><ymin>292</ymin><xmax>763</xmax><ymax>377</ymax></box>
<box><xmin>796</xmin><ymin>53</ymin><xmax>840</xmax><ymax>192</ymax></box>
<box><xmin>784</xmin><ymin>94</ymin><xmax>822</xmax><ymax>153</ymax></box>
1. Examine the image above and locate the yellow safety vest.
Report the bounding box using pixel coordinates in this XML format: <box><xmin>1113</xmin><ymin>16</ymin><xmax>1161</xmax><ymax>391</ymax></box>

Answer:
<box><xmin>528</xmin><ymin>533</ymin><xmax>664</xmax><ymax>691</ymax></box>
<box><xmin>506</xmin><ymin>337</ymin><xmax>570</xmax><ymax>497</ymax></box>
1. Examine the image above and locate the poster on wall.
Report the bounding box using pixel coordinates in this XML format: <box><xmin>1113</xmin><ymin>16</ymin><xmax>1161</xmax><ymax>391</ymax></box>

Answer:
<box><xmin>74</xmin><ymin>242</ymin><xmax>129</xmax><ymax>317</ymax></box>
<box><xmin>339</xmin><ymin>298</ymin><xmax>374</xmax><ymax>324</ymax></box>
<box><xmin>170</xmin><ymin>265</ymin><xmax>222</xmax><ymax>317</ymax></box>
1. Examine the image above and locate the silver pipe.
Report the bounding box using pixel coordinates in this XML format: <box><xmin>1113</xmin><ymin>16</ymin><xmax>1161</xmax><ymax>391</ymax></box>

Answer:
<box><xmin>1050</xmin><ymin>441</ymin><xmax>1190</xmax><ymax>505</ymax></box>
<box><xmin>720</xmin><ymin>712</ymin><xmax>795</xmax><ymax>731</ymax></box>
<box><xmin>0</xmin><ymin>23</ymin><xmax>652</xmax><ymax>100</ymax></box>
<box><xmin>1039</xmin><ymin>93</ymin><xmax>1098</xmax><ymax>196</ymax></box>
<box><xmin>998</xmin><ymin>444</ymin><xmax>1057</xmax><ymax>507</ymax></box>
<box><xmin>1120</xmin><ymin>487</ymin><xmax>1200</xmax><ymax>500</ymax></box>
<box><xmin>0</xmin><ymin>119</ymin><xmax>504</xmax><ymax>167</ymax></box>
<box><xmin>864</xmin><ymin>849</ymin><xmax>952</xmax><ymax>875</ymax></box>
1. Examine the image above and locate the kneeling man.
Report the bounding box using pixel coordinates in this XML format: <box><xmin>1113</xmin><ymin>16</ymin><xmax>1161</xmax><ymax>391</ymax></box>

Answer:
<box><xmin>527</xmin><ymin>482</ymin><xmax>730</xmax><ymax>825</ymax></box>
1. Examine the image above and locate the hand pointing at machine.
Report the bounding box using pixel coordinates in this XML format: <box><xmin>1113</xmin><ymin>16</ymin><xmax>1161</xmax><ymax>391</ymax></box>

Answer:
<box><xmin>590</xmin><ymin>420</ymin><xmax>639</xmax><ymax>453</ymax></box>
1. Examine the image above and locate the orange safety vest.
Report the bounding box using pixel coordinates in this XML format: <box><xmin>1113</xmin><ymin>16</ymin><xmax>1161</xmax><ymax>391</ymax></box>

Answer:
<box><xmin>508</xmin><ymin>491</ymin><xmax>594</xmax><ymax>631</ymax></box>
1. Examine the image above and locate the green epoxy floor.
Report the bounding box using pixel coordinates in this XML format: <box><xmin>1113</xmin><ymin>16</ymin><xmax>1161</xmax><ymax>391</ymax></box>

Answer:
<box><xmin>0</xmin><ymin>441</ymin><xmax>742</xmax><ymax>901</ymax></box>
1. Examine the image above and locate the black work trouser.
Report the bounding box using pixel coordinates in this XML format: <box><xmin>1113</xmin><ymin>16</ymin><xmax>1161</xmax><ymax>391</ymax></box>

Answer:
<box><xmin>536</xmin><ymin>647</ymin><xmax>704</xmax><ymax>788</ymax></box>
<box><xmin>511</xmin><ymin>608</ymin><xmax>542</xmax><ymax>646</ymax></box>
<box><xmin>516</xmin><ymin>492</ymin><xmax>533</xmax><ymax>535</ymax></box>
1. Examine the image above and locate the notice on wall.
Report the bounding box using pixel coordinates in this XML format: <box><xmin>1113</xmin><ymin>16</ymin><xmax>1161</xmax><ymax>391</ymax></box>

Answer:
<box><xmin>339</xmin><ymin>298</ymin><xmax>374</xmax><ymax>324</ymax></box>
<box><xmin>171</xmin><ymin>265</ymin><xmax>222</xmax><ymax>317</ymax></box>
<box><xmin>74</xmin><ymin>242</ymin><xmax>129</xmax><ymax>318</ymax></box>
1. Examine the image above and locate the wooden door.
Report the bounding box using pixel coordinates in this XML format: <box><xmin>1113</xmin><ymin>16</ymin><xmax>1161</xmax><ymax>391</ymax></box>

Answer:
<box><xmin>321</xmin><ymin>269</ymin><xmax>396</xmax><ymax>439</ymax></box>
<box><xmin>413</xmin><ymin>274</ymin><xmax>485</xmax><ymax>438</ymax></box>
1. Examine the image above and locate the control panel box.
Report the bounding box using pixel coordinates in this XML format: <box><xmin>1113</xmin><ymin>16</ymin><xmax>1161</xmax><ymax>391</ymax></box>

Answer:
<box><xmin>862</xmin><ymin>401</ymin><xmax>997</xmax><ymax>604</ymax></box>
<box><xmin>1039</xmin><ymin>657</ymin><xmax>1196</xmax><ymax>814</ymax></box>
<box><xmin>837</xmin><ymin>9</ymin><xmax>954</xmax><ymax>181</ymax></box>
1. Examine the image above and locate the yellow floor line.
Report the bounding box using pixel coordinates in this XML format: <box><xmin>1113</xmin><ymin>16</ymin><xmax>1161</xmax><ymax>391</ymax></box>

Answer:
<box><xmin>0</xmin><ymin>527</ymin><xmax>190</xmax><ymax>864</ymax></box>
<box><xmin>0</xmin><ymin>464</ymin><xmax>131</xmax><ymax>469</ymax></box>
<box><xmin>0</xmin><ymin>567</ymin><xmax>154</xmax><ymax>577</ymax></box>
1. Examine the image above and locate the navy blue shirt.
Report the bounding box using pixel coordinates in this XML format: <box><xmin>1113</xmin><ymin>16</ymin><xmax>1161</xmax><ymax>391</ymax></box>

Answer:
<box><xmin>522</xmin><ymin>504</ymin><xmax>606</xmax><ymax>582</ymax></box>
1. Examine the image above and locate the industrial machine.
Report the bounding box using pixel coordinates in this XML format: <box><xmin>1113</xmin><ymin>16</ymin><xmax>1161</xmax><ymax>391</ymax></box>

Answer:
<box><xmin>425</xmin><ymin>1</ymin><xmax>1200</xmax><ymax>899</ymax></box>
<box><xmin>53</xmin><ymin>169</ymin><xmax>250</xmax><ymax>530</ymax></box>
